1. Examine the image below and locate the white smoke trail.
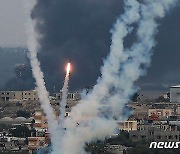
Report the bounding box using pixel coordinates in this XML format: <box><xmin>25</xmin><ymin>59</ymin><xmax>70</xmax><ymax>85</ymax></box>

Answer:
<box><xmin>65</xmin><ymin>0</ymin><xmax>140</xmax><ymax>124</ymax></box>
<box><xmin>23</xmin><ymin>1</ymin><xmax>60</xmax><ymax>153</ymax></box>
<box><xmin>106</xmin><ymin>0</ymin><xmax>178</xmax><ymax>118</ymax></box>
<box><xmin>58</xmin><ymin>70</ymin><xmax>70</xmax><ymax>139</ymax></box>
<box><xmin>60</xmin><ymin>0</ymin><xmax>177</xmax><ymax>154</ymax></box>
<box><xmin>58</xmin><ymin>0</ymin><xmax>141</xmax><ymax>153</ymax></box>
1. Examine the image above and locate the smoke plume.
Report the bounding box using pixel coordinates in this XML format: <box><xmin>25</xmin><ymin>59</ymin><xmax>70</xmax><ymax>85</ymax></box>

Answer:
<box><xmin>59</xmin><ymin>0</ymin><xmax>141</xmax><ymax>153</ymax></box>
<box><xmin>23</xmin><ymin>1</ymin><xmax>60</xmax><ymax>152</ymax></box>
<box><xmin>59</xmin><ymin>0</ymin><xmax>177</xmax><ymax>154</ymax></box>
<box><xmin>25</xmin><ymin>0</ymin><xmax>177</xmax><ymax>154</ymax></box>
<box><xmin>58</xmin><ymin>64</ymin><xmax>70</xmax><ymax>142</ymax></box>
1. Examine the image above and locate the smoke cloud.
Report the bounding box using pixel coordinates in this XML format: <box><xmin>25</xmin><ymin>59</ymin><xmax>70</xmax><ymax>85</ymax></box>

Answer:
<box><xmin>25</xmin><ymin>0</ymin><xmax>177</xmax><ymax>154</ymax></box>
<box><xmin>60</xmin><ymin>0</ymin><xmax>141</xmax><ymax>153</ymax></box>
<box><xmin>30</xmin><ymin>0</ymin><xmax>124</xmax><ymax>92</ymax></box>
<box><xmin>59</xmin><ymin>0</ymin><xmax>177</xmax><ymax>154</ymax></box>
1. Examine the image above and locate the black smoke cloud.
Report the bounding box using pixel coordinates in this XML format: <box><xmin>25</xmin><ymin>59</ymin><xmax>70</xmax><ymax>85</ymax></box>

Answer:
<box><xmin>4</xmin><ymin>0</ymin><xmax>180</xmax><ymax>95</ymax></box>
<box><xmin>31</xmin><ymin>0</ymin><xmax>124</xmax><ymax>92</ymax></box>
<box><xmin>5</xmin><ymin>0</ymin><xmax>124</xmax><ymax>92</ymax></box>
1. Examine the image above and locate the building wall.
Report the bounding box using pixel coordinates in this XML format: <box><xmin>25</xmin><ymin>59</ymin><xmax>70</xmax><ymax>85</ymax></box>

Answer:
<box><xmin>170</xmin><ymin>86</ymin><xmax>180</xmax><ymax>103</ymax></box>
<box><xmin>28</xmin><ymin>137</ymin><xmax>45</xmax><ymax>154</ymax></box>
<box><xmin>130</xmin><ymin>129</ymin><xmax>179</xmax><ymax>142</ymax></box>
<box><xmin>176</xmin><ymin>107</ymin><xmax>180</xmax><ymax>115</ymax></box>
<box><xmin>22</xmin><ymin>90</ymin><xmax>39</xmax><ymax>101</ymax></box>
<box><xmin>56</xmin><ymin>92</ymin><xmax>81</xmax><ymax>101</ymax></box>
<box><xmin>130</xmin><ymin>123</ymin><xmax>179</xmax><ymax>142</ymax></box>
<box><xmin>118</xmin><ymin>121</ymin><xmax>137</xmax><ymax>132</ymax></box>
<box><xmin>34</xmin><ymin>110</ymin><xmax>59</xmax><ymax>131</ymax></box>
<box><xmin>0</xmin><ymin>90</ymin><xmax>39</xmax><ymax>101</ymax></box>
<box><xmin>0</xmin><ymin>91</ymin><xmax>16</xmax><ymax>101</ymax></box>
<box><xmin>148</xmin><ymin>109</ymin><xmax>173</xmax><ymax>117</ymax></box>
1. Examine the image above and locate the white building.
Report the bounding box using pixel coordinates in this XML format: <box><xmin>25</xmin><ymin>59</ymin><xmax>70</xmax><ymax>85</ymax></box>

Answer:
<box><xmin>170</xmin><ymin>85</ymin><xmax>180</xmax><ymax>103</ymax></box>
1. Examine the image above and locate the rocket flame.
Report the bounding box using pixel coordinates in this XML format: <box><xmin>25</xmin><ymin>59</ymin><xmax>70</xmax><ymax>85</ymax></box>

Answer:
<box><xmin>66</xmin><ymin>62</ymin><xmax>71</xmax><ymax>75</ymax></box>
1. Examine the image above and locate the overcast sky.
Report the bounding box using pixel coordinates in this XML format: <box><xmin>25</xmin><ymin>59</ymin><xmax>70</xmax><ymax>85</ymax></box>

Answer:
<box><xmin>0</xmin><ymin>0</ymin><xmax>33</xmax><ymax>47</ymax></box>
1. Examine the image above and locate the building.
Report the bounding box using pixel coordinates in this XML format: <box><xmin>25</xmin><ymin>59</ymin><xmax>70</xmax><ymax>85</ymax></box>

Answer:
<box><xmin>170</xmin><ymin>85</ymin><xmax>180</xmax><ymax>103</ymax></box>
<box><xmin>128</xmin><ymin>103</ymin><xmax>148</xmax><ymax>119</ymax></box>
<box><xmin>0</xmin><ymin>91</ymin><xmax>21</xmax><ymax>101</ymax></box>
<box><xmin>118</xmin><ymin>120</ymin><xmax>137</xmax><ymax>132</ymax></box>
<box><xmin>104</xmin><ymin>144</ymin><xmax>127</xmax><ymax>154</ymax></box>
<box><xmin>55</xmin><ymin>91</ymin><xmax>81</xmax><ymax>101</ymax></box>
<box><xmin>28</xmin><ymin>137</ymin><xmax>46</xmax><ymax>154</ymax></box>
<box><xmin>34</xmin><ymin>109</ymin><xmax>59</xmax><ymax>131</ymax></box>
<box><xmin>176</xmin><ymin>107</ymin><xmax>180</xmax><ymax>116</ymax></box>
<box><xmin>130</xmin><ymin>122</ymin><xmax>180</xmax><ymax>142</ymax></box>
<box><xmin>0</xmin><ymin>90</ymin><xmax>39</xmax><ymax>102</ymax></box>
<box><xmin>21</xmin><ymin>90</ymin><xmax>39</xmax><ymax>101</ymax></box>
<box><xmin>34</xmin><ymin>110</ymin><xmax>49</xmax><ymax>132</ymax></box>
<box><xmin>148</xmin><ymin>108</ymin><xmax>173</xmax><ymax>118</ymax></box>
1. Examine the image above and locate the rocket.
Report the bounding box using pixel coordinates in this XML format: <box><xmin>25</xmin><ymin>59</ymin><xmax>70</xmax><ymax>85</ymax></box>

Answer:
<box><xmin>66</xmin><ymin>60</ymin><xmax>71</xmax><ymax>75</ymax></box>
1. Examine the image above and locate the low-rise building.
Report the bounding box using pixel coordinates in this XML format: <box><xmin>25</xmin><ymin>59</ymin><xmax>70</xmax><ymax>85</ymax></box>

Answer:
<box><xmin>118</xmin><ymin>120</ymin><xmax>137</xmax><ymax>132</ymax></box>
<box><xmin>34</xmin><ymin>109</ymin><xmax>59</xmax><ymax>132</ymax></box>
<box><xmin>55</xmin><ymin>91</ymin><xmax>80</xmax><ymax>101</ymax></box>
<box><xmin>28</xmin><ymin>137</ymin><xmax>46</xmax><ymax>154</ymax></box>
<box><xmin>130</xmin><ymin>122</ymin><xmax>179</xmax><ymax>142</ymax></box>
<box><xmin>0</xmin><ymin>90</ymin><xmax>39</xmax><ymax>102</ymax></box>
<box><xmin>148</xmin><ymin>108</ymin><xmax>173</xmax><ymax>118</ymax></box>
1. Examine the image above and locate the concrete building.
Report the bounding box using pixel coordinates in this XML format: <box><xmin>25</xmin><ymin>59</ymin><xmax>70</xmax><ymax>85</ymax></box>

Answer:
<box><xmin>55</xmin><ymin>91</ymin><xmax>81</xmax><ymax>101</ymax></box>
<box><xmin>22</xmin><ymin>90</ymin><xmax>39</xmax><ymax>101</ymax></box>
<box><xmin>176</xmin><ymin>106</ymin><xmax>180</xmax><ymax>115</ymax></box>
<box><xmin>0</xmin><ymin>90</ymin><xmax>39</xmax><ymax>101</ymax></box>
<box><xmin>34</xmin><ymin>110</ymin><xmax>59</xmax><ymax>131</ymax></box>
<box><xmin>128</xmin><ymin>103</ymin><xmax>148</xmax><ymax>119</ymax></box>
<box><xmin>118</xmin><ymin>120</ymin><xmax>137</xmax><ymax>132</ymax></box>
<box><xmin>104</xmin><ymin>144</ymin><xmax>127</xmax><ymax>154</ymax></box>
<box><xmin>148</xmin><ymin>108</ymin><xmax>173</xmax><ymax>118</ymax></box>
<box><xmin>130</xmin><ymin>122</ymin><xmax>179</xmax><ymax>142</ymax></box>
<box><xmin>170</xmin><ymin>85</ymin><xmax>180</xmax><ymax>103</ymax></box>
<box><xmin>0</xmin><ymin>91</ymin><xmax>21</xmax><ymax>101</ymax></box>
<box><xmin>28</xmin><ymin>137</ymin><xmax>46</xmax><ymax>154</ymax></box>
<box><xmin>34</xmin><ymin>110</ymin><xmax>48</xmax><ymax>132</ymax></box>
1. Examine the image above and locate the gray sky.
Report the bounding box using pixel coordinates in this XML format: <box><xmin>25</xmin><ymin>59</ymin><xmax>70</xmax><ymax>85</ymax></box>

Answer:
<box><xmin>0</xmin><ymin>0</ymin><xmax>33</xmax><ymax>47</ymax></box>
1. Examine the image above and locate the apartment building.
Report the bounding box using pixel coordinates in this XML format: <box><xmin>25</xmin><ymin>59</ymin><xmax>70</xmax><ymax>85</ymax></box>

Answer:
<box><xmin>148</xmin><ymin>108</ymin><xmax>173</xmax><ymax>118</ymax></box>
<box><xmin>0</xmin><ymin>90</ymin><xmax>39</xmax><ymax>101</ymax></box>
<box><xmin>130</xmin><ymin>122</ymin><xmax>179</xmax><ymax>142</ymax></box>
<box><xmin>118</xmin><ymin>120</ymin><xmax>137</xmax><ymax>132</ymax></box>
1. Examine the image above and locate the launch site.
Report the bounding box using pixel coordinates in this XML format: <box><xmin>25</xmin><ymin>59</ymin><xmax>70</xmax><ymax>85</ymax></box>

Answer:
<box><xmin>0</xmin><ymin>0</ymin><xmax>180</xmax><ymax>154</ymax></box>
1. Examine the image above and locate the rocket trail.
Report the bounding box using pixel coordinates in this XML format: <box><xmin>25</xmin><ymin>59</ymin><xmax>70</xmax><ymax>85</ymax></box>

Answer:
<box><xmin>24</xmin><ymin>1</ymin><xmax>60</xmax><ymax>153</ymax></box>
<box><xmin>59</xmin><ymin>62</ymin><xmax>71</xmax><ymax>136</ymax></box>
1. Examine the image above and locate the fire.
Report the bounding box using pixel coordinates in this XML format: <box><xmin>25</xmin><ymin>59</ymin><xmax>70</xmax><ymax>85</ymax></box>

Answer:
<box><xmin>66</xmin><ymin>62</ymin><xmax>71</xmax><ymax>75</ymax></box>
